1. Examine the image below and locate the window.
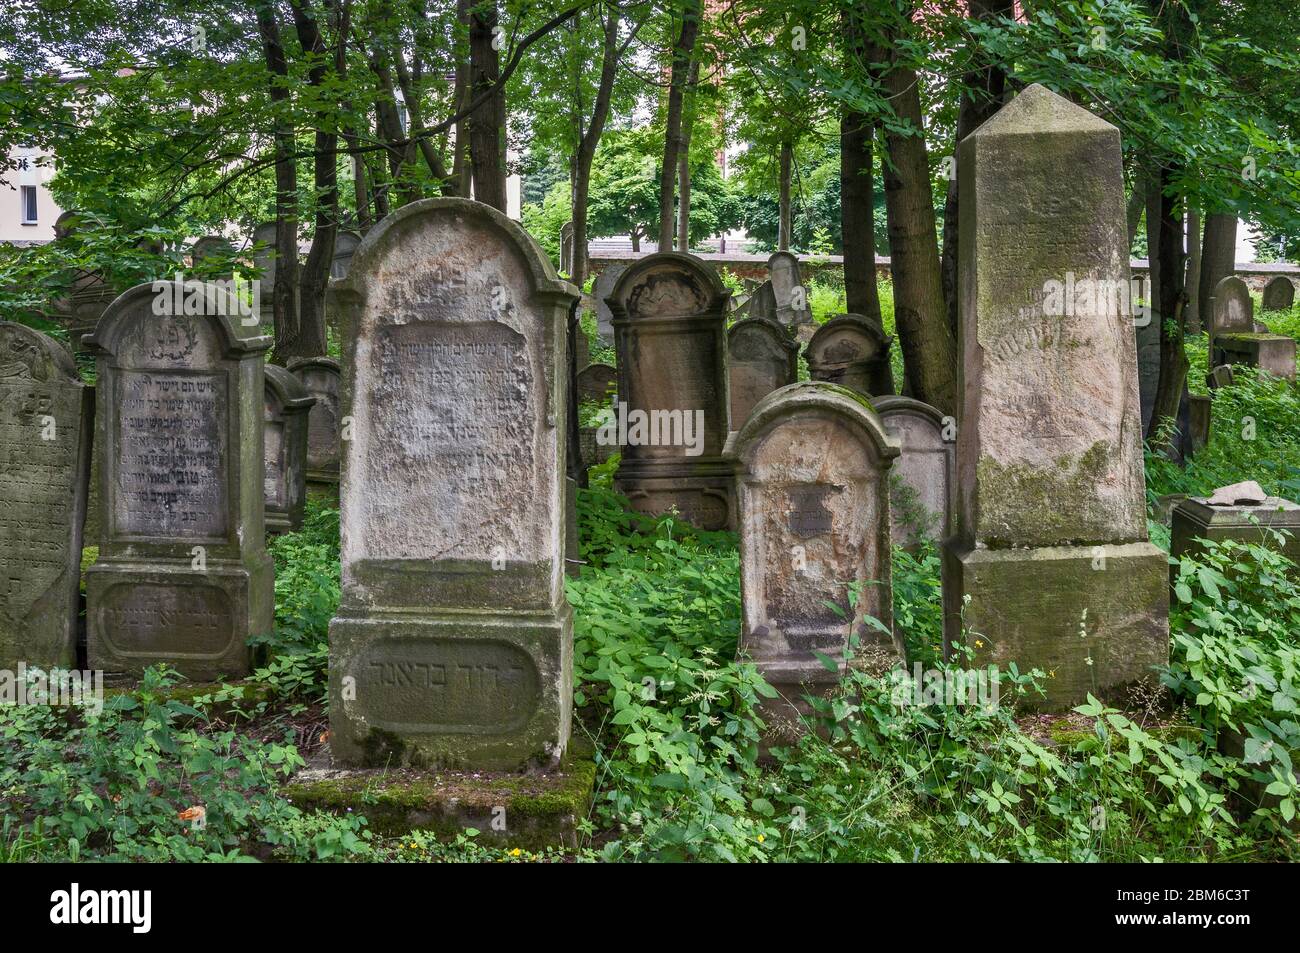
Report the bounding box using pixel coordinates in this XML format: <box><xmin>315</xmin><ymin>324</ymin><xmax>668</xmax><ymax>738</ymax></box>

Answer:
<box><xmin>20</xmin><ymin>185</ymin><xmax>37</xmax><ymax>224</ymax></box>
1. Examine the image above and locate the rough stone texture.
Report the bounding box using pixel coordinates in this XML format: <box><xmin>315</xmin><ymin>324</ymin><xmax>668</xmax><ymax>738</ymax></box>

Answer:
<box><xmin>767</xmin><ymin>251</ymin><xmax>814</xmax><ymax>328</ymax></box>
<box><xmin>726</xmin><ymin>381</ymin><xmax>900</xmax><ymax>740</ymax></box>
<box><xmin>805</xmin><ymin>313</ymin><xmax>894</xmax><ymax>397</ymax></box>
<box><xmin>727</xmin><ymin>317</ymin><xmax>797</xmax><ymax>428</ymax></box>
<box><xmin>945</xmin><ymin>84</ymin><xmax>1167</xmax><ymax>710</ymax></box>
<box><xmin>330</xmin><ymin>231</ymin><xmax>362</xmax><ymax>281</ymax></box>
<box><xmin>608</xmin><ymin>251</ymin><xmax>734</xmax><ymax>531</ymax></box>
<box><xmin>873</xmin><ymin>396</ymin><xmax>955</xmax><ymax>548</ymax></box>
<box><xmin>263</xmin><ymin>364</ymin><xmax>315</xmax><ymax>534</ymax></box>
<box><xmin>1188</xmin><ymin>394</ymin><xmax>1211</xmax><ymax>454</ymax></box>
<box><xmin>83</xmin><ymin>281</ymin><xmax>275</xmax><ymax>681</ymax></box>
<box><xmin>747</xmin><ymin>281</ymin><xmax>777</xmax><ymax>322</ymax></box>
<box><xmin>326</xmin><ymin>197</ymin><xmax>578</xmax><ymax>771</ymax></box>
<box><xmin>1262</xmin><ymin>276</ymin><xmax>1296</xmax><ymax>312</ymax></box>
<box><xmin>592</xmin><ymin>263</ymin><xmax>626</xmax><ymax>344</ymax></box>
<box><xmin>575</xmin><ymin>362</ymin><xmax>616</xmax><ymax>405</ymax></box>
<box><xmin>0</xmin><ymin>323</ymin><xmax>93</xmax><ymax>671</ymax></box>
<box><xmin>1210</xmin><ymin>275</ymin><xmax>1296</xmax><ymax>379</ymax></box>
<box><xmin>1170</xmin><ymin>495</ymin><xmax>1300</xmax><ymax>583</ymax></box>
<box><xmin>287</xmin><ymin>357</ymin><xmax>342</xmax><ymax>487</ymax></box>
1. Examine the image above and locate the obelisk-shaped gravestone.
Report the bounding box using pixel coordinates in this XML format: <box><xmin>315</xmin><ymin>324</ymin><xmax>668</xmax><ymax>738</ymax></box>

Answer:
<box><xmin>0</xmin><ymin>323</ymin><xmax>93</xmax><ymax>671</ymax></box>
<box><xmin>327</xmin><ymin>198</ymin><xmax>578</xmax><ymax>770</ymax></box>
<box><xmin>944</xmin><ymin>84</ymin><xmax>1167</xmax><ymax>709</ymax></box>
<box><xmin>84</xmin><ymin>281</ymin><xmax>275</xmax><ymax>680</ymax></box>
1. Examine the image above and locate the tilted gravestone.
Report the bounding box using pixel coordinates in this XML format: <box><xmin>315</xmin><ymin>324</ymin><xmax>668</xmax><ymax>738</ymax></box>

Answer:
<box><xmin>727</xmin><ymin>316</ymin><xmax>797</xmax><ymax>428</ymax></box>
<box><xmin>330</xmin><ymin>230</ymin><xmax>362</xmax><ymax>281</ymax></box>
<box><xmin>805</xmin><ymin>313</ymin><xmax>893</xmax><ymax>397</ymax></box>
<box><xmin>767</xmin><ymin>251</ymin><xmax>814</xmax><ymax>329</ymax></box>
<box><xmin>83</xmin><ymin>280</ymin><xmax>275</xmax><ymax>680</ymax></box>
<box><xmin>1210</xmin><ymin>275</ymin><xmax>1296</xmax><ymax>380</ymax></box>
<box><xmin>0</xmin><ymin>323</ymin><xmax>93</xmax><ymax>671</ymax></box>
<box><xmin>725</xmin><ymin>381</ymin><xmax>900</xmax><ymax>740</ymax></box>
<box><xmin>263</xmin><ymin>364</ymin><xmax>316</xmax><ymax>534</ymax></box>
<box><xmin>944</xmin><ymin>84</ymin><xmax>1167</xmax><ymax>710</ymax></box>
<box><xmin>592</xmin><ymin>263</ymin><xmax>626</xmax><ymax>345</ymax></box>
<box><xmin>872</xmin><ymin>396</ymin><xmax>955</xmax><ymax>548</ymax></box>
<box><xmin>575</xmin><ymin>362</ymin><xmax>617</xmax><ymax>405</ymax></box>
<box><xmin>747</xmin><ymin>280</ymin><xmax>777</xmax><ymax>322</ymax></box>
<box><xmin>326</xmin><ymin>197</ymin><xmax>579</xmax><ymax>770</ymax></box>
<box><xmin>287</xmin><ymin>357</ymin><xmax>342</xmax><ymax>489</ymax></box>
<box><xmin>1262</xmin><ymin>276</ymin><xmax>1296</xmax><ymax>312</ymax></box>
<box><xmin>608</xmin><ymin>251</ymin><xmax>734</xmax><ymax>531</ymax></box>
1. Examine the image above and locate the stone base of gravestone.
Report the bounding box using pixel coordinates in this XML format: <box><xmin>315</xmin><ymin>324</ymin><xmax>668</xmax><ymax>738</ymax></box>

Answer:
<box><xmin>1188</xmin><ymin>394</ymin><xmax>1212</xmax><ymax>453</ymax></box>
<box><xmin>87</xmin><ymin>562</ymin><xmax>275</xmax><ymax>681</ymax></box>
<box><xmin>329</xmin><ymin>606</ymin><xmax>573</xmax><ymax>770</ymax></box>
<box><xmin>614</xmin><ymin>459</ymin><xmax>734</xmax><ymax>531</ymax></box>
<box><xmin>1214</xmin><ymin>333</ymin><xmax>1297</xmax><ymax>381</ymax></box>
<box><xmin>1170</xmin><ymin>496</ymin><xmax>1300</xmax><ymax>586</ymax></box>
<box><xmin>943</xmin><ymin>543</ymin><xmax>1168</xmax><ymax>711</ymax></box>
<box><xmin>284</xmin><ymin>737</ymin><xmax>597</xmax><ymax>848</ymax></box>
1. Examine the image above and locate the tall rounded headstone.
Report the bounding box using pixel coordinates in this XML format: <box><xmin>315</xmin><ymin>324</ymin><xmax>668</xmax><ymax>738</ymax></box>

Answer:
<box><xmin>83</xmin><ymin>280</ymin><xmax>275</xmax><ymax>680</ymax></box>
<box><xmin>330</xmin><ymin>230</ymin><xmax>362</xmax><ymax>281</ymax></box>
<box><xmin>592</xmin><ymin>263</ymin><xmax>626</xmax><ymax>345</ymax></box>
<box><xmin>805</xmin><ymin>313</ymin><xmax>893</xmax><ymax>397</ymax></box>
<box><xmin>0</xmin><ymin>322</ymin><xmax>93</xmax><ymax>670</ymax></box>
<box><xmin>608</xmin><ymin>251</ymin><xmax>733</xmax><ymax>530</ymax></box>
<box><xmin>873</xmin><ymin>396</ymin><xmax>955</xmax><ymax>548</ymax></box>
<box><xmin>726</xmin><ymin>381</ymin><xmax>899</xmax><ymax>740</ymax></box>
<box><xmin>263</xmin><ymin>365</ymin><xmax>315</xmax><ymax>534</ymax></box>
<box><xmin>727</xmin><ymin>316</ymin><xmax>798</xmax><ymax>428</ymax></box>
<box><xmin>767</xmin><ymin>251</ymin><xmax>813</xmax><ymax>328</ymax></box>
<box><xmin>946</xmin><ymin>84</ymin><xmax>1167</xmax><ymax>710</ymax></box>
<box><xmin>1210</xmin><ymin>275</ymin><xmax>1296</xmax><ymax>380</ymax></box>
<box><xmin>326</xmin><ymin>197</ymin><xmax>579</xmax><ymax>770</ymax></box>
<box><xmin>287</xmin><ymin>357</ymin><xmax>342</xmax><ymax>490</ymax></box>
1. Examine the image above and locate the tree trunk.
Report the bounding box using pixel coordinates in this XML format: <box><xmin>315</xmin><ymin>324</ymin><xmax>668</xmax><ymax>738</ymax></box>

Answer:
<box><xmin>939</xmin><ymin>0</ymin><xmax>1010</xmax><ymax>340</ymax></box>
<box><xmin>1199</xmin><ymin>211</ymin><xmax>1237</xmax><ymax>329</ymax></box>
<box><xmin>658</xmin><ymin>0</ymin><xmax>701</xmax><ymax>251</ymax></box>
<box><xmin>1184</xmin><ymin>204</ymin><xmax>1202</xmax><ymax>333</ymax></box>
<box><xmin>452</xmin><ymin>0</ymin><xmax>473</xmax><ymax>196</ymax></box>
<box><xmin>881</xmin><ymin>58</ymin><xmax>959</xmax><ymax>416</ymax></box>
<box><xmin>571</xmin><ymin>6</ymin><xmax>622</xmax><ymax>290</ymax></box>
<box><xmin>469</xmin><ymin>1</ymin><xmax>507</xmax><ymax>211</ymax></box>
<box><xmin>778</xmin><ymin>140</ymin><xmax>792</xmax><ymax>251</ymax></box>
<box><xmin>840</xmin><ymin>8</ymin><xmax>884</xmax><ymax>335</ymax></box>
<box><xmin>1147</xmin><ymin>166</ymin><xmax>1189</xmax><ymax>455</ymax></box>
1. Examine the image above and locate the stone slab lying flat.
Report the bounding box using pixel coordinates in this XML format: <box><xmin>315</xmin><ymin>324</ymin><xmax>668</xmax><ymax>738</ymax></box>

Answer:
<box><xmin>283</xmin><ymin>739</ymin><xmax>596</xmax><ymax>850</ymax></box>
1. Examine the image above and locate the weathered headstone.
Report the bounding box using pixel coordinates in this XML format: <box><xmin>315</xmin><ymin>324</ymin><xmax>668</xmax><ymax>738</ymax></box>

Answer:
<box><xmin>0</xmin><ymin>323</ymin><xmax>93</xmax><ymax>671</ymax></box>
<box><xmin>1135</xmin><ymin>311</ymin><xmax>1162</xmax><ymax>432</ymax></box>
<box><xmin>767</xmin><ymin>251</ymin><xmax>814</xmax><ymax>328</ymax></box>
<box><xmin>1188</xmin><ymin>393</ymin><xmax>1211</xmax><ymax>454</ymax></box>
<box><xmin>944</xmin><ymin>84</ymin><xmax>1168</xmax><ymax>710</ymax></box>
<box><xmin>326</xmin><ymin>197</ymin><xmax>579</xmax><ymax>770</ymax></box>
<box><xmin>287</xmin><ymin>357</ymin><xmax>342</xmax><ymax>489</ymax></box>
<box><xmin>747</xmin><ymin>280</ymin><xmax>777</xmax><ymax>322</ymax></box>
<box><xmin>726</xmin><ymin>381</ymin><xmax>900</xmax><ymax>739</ymax></box>
<box><xmin>1262</xmin><ymin>276</ymin><xmax>1296</xmax><ymax>312</ymax></box>
<box><xmin>1210</xmin><ymin>275</ymin><xmax>1296</xmax><ymax>380</ymax></box>
<box><xmin>83</xmin><ymin>280</ymin><xmax>275</xmax><ymax>680</ymax></box>
<box><xmin>191</xmin><ymin>235</ymin><xmax>236</xmax><ymax>267</ymax></box>
<box><xmin>1207</xmin><ymin>363</ymin><xmax>1236</xmax><ymax>390</ymax></box>
<box><xmin>1171</xmin><ymin>487</ymin><xmax>1300</xmax><ymax>585</ymax></box>
<box><xmin>330</xmin><ymin>230</ymin><xmax>363</xmax><ymax>281</ymax></box>
<box><xmin>592</xmin><ymin>263</ymin><xmax>626</xmax><ymax>345</ymax></box>
<box><xmin>873</xmin><ymin>396</ymin><xmax>955</xmax><ymax>547</ymax></box>
<box><xmin>263</xmin><ymin>364</ymin><xmax>316</xmax><ymax>534</ymax></box>
<box><xmin>47</xmin><ymin>211</ymin><xmax>118</xmax><ymax>353</ymax></box>
<box><xmin>575</xmin><ymin>362</ymin><xmax>617</xmax><ymax>405</ymax></box>
<box><xmin>727</xmin><ymin>316</ymin><xmax>797</xmax><ymax>428</ymax></box>
<box><xmin>608</xmin><ymin>251</ymin><xmax>734</xmax><ymax>531</ymax></box>
<box><xmin>805</xmin><ymin>313</ymin><xmax>893</xmax><ymax>397</ymax></box>
<box><xmin>559</xmin><ymin>221</ymin><xmax>574</xmax><ymax>276</ymax></box>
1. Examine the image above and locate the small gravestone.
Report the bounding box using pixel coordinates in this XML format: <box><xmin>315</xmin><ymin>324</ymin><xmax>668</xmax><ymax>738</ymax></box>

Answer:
<box><xmin>873</xmin><ymin>396</ymin><xmax>955</xmax><ymax>547</ymax></box>
<box><xmin>1262</xmin><ymin>276</ymin><xmax>1295</xmax><ymax>312</ymax></box>
<box><xmin>83</xmin><ymin>280</ymin><xmax>275</xmax><ymax>680</ymax></box>
<box><xmin>0</xmin><ymin>323</ymin><xmax>93</xmax><ymax>671</ymax></box>
<box><xmin>1207</xmin><ymin>364</ymin><xmax>1236</xmax><ymax>390</ymax></box>
<box><xmin>805</xmin><ymin>313</ymin><xmax>893</xmax><ymax>397</ymax></box>
<box><xmin>287</xmin><ymin>357</ymin><xmax>342</xmax><ymax>489</ymax></box>
<box><xmin>747</xmin><ymin>280</ymin><xmax>777</xmax><ymax>322</ymax></box>
<box><xmin>1211</xmin><ymin>275</ymin><xmax>1295</xmax><ymax>380</ymax></box>
<box><xmin>1171</xmin><ymin>485</ymin><xmax>1300</xmax><ymax>585</ymax></box>
<box><xmin>330</xmin><ymin>230</ymin><xmax>363</xmax><ymax>281</ymax></box>
<box><xmin>592</xmin><ymin>263</ymin><xmax>626</xmax><ymax>345</ymax></box>
<box><xmin>608</xmin><ymin>251</ymin><xmax>733</xmax><ymax>530</ymax></box>
<box><xmin>767</xmin><ymin>252</ymin><xmax>814</xmax><ymax>328</ymax></box>
<box><xmin>727</xmin><ymin>317</ymin><xmax>797</xmax><ymax>428</ymax></box>
<box><xmin>576</xmin><ymin>362</ymin><xmax>617</xmax><ymax>405</ymax></box>
<box><xmin>263</xmin><ymin>365</ymin><xmax>316</xmax><ymax>534</ymax></box>
<box><xmin>559</xmin><ymin>221</ymin><xmax>574</xmax><ymax>276</ymax></box>
<box><xmin>326</xmin><ymin>197</ymin><xmax>579</xmax><ymax>770</ymax></box>
<box><xmin>725</xmin><ymin>381</ymin><xmax>900</xmax><ymax>740</ymax></box>
<box><xmin>945</xmin><ymin>84</ymin><xmax>1167</xmax><ymax>710</ymax></box>
<box><xmin>1188</xmin><ymin>393</ymin><xmax>1211</xmax><ymax>454</ymax></box>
